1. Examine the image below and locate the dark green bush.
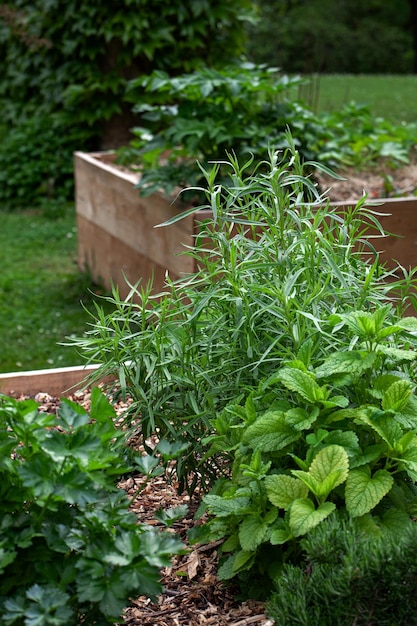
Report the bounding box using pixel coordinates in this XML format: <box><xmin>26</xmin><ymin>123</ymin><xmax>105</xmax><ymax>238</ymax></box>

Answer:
<box><xmin>267</xmin><ymin>514</ymin><xmax>417</xmax><ymax>626</ymax></box>
<box><xmin>0</xmin><ymin>0</ymin><xmax>253</xmax><ymax>207</ymax></box>
<box><xmin>0</xmin><ymin>388</ymin><xmax>184</xmax><ymax>625</ymax></box>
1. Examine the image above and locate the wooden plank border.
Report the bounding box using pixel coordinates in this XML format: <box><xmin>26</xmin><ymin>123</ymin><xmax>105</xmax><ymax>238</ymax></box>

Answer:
<box><xmin>0</xmin><ymin>364</ymin><xmax>103</xmax><ymax>397</ymax></box>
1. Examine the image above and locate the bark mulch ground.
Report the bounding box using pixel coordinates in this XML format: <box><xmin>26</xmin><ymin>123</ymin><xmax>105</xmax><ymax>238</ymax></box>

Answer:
<box><xmin>15</xmin><ymin>389</ymin><xmax>274</xmax><ymax>626</ymax></box>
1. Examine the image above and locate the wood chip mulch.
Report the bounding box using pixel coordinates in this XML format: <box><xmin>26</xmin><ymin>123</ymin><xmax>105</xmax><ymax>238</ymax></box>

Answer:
<box><xmin>12</xmin><ymin>388</ymin><xmax>274</xmax><ymax>626</ymax></box>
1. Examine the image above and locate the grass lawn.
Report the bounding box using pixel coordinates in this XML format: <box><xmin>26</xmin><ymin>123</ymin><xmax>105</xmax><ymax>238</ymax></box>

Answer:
<box><xmin>297</xmin><ymin>74</ymin><xmax>417</xmax><ymax>124</ymax></box>
<box><xmin>0</xmin><ymin>204</ymin><xmax>113</xmax><ymax>374</ymax></box>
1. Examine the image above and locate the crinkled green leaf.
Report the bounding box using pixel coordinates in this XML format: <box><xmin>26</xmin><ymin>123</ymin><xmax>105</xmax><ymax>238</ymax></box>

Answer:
<box><xmin>238</xmin><ymin>514</ymin><xmax>270</xmax><ymax>551</ymax></box>
<box><xmin>395</xmin><ymin>317</ymin><xmax>417</xmax><ymax>332</ymax></box>
<box><xmin>242</xmin><ymin>411</ymin><xmax>300</xmax><ymax>452</ymax></box>
<box><xmin>350</xmin><ymin>444</ymin><xmax>384</xmax><ymax>468</ymax></box>
<box><xmin>361</xmin><ymin>412</ymin><xmax>403</xmax><ymax>447</ymax></box>
<box><xmin>265</xmin><ymin>474</ymin><xmax>309</xmax><ymax>510</ymax></box>
<box><xmin>376</xmin><ymin>345</ymin><xmax>417</xmax><ymax>361</ymax></box>
<box><xmin>285</xmin><ymin>406</ymin><xmax>319</xmax><ymax>431</ymax></box>
<box><xmin>270</xmin><ymin>527</ymin><xmax>293</xmax><ymax>545</ymax></box>
<box><xmin>345</xmin><ymin>467</ymin><xmax>394</xmax><ymax>517</ymax></box>
<box><xmin>382</xmin><ymin>380</ymin><xmax>413</xmax><ymax>412</ymax></box>
<box><xmin>292</xmin><ymin>445</ymin><xmax>349</xmax><ymax>499</ymax></box>
<box><xmin>277</xmin><ymin>368</ymin><xmax>325</xmax><ymax>403</ymax></box>
<box><xmin>315</xmin><ymin>350</ymin><xmax>377</xmax><ymax>380</ymax></box>
<box><xmin>232</xmin><ymin>549</ymin><xmax>255</xmax><ymax>574</ymax></box>
<box><xmin>289</xmin><ymin>498</ymin><xmax>335</xmax><ymax>537</ymax></box>
<box><xmin>203</xmin><ymin>494</ymin><xmax>251</xmax><ymax>517</ymax></box>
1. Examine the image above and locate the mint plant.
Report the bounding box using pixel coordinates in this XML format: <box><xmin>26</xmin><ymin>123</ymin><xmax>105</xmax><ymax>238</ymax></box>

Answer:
<box><xmin>0</xmin><ymin>388</ymin><xmax>184</xmax><ymax>625</ymax></box>
<box><xmin>190</xmin><ymin>306</ymin><xmax>417</xmax><ymax>595</ymax></box>
<box><xmin>71</xmin><ymin>136</ymin><xmax>416</xmax><ymax>494</ymax></box>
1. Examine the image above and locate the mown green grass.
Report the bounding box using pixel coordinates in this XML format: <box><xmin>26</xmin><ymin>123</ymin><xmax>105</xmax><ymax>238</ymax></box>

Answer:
<box><xmin>297</xmin><ymin>74</ymin><xmax>417</xmax><ymax>123</ymax></box>
<box><xmin>0</xmin><ymin>204</ymin><xmax>113</xmax><ymax>373</ymax></box>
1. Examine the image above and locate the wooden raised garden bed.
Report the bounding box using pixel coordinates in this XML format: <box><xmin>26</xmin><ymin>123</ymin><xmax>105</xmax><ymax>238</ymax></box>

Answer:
<box><xmin>0</xmin><ymin>364</ymin><xmax>102</xmax><ymax>397</ymax></box>
<box><xmin>75</xmin><ymin>151</ymin><xmax>417</xmax><ymax>298</ymax></box>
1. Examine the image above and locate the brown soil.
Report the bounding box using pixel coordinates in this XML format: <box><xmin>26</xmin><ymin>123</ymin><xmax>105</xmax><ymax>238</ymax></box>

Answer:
<box><xmin>315</xmin><ymin>161</ymin><xmax>417</xmax><ymax>203</ymax></box>
<box><xmin>15</xmin><ymin>389</ymin><xmax>273</xmax><ymax>626</ymax></box>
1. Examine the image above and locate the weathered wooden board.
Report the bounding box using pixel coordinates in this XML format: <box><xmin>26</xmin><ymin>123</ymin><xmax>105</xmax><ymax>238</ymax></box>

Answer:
<box><xmin>75</xmin><ymin>151</ymin><xmax>201</xmax><ymax>298</ymax></box>
<box><xmin>0</xmin><ymin>364</ymin><xmax>103</xmax><ymax>397</ymax></box>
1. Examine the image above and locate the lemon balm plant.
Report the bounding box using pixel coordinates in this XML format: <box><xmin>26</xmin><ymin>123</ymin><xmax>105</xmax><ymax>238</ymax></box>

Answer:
<box><xmin>191</xmin><ymin>307</ymin><xmax>417</xmax><ymax>596</ymax></box>
<box><xmin>72</xmin><ymin>134</ymin><xmax>416</xmax><ymax>494</ymax></box>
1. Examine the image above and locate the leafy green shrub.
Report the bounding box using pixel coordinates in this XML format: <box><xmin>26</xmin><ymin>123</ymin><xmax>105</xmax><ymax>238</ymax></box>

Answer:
<box><xmin>71</xmin><ymin>137</ymin><xmax>415</xmax><ymax>494</ymax></box>
<box><xmin>120</xmin><ymin>63</ymin><xmax>311</xmax><ymax>197</ymax></box>
<box><xmin>267</xmin><ymin>514</ymin><xmax>417</xmax><ymax>626</ymax></box>
<box><xmin>0</xmin><ymin>388</ymin><xmax>184</xmax><ymax>625</ymax></box>
<box><xmin>190</xmin><ymin>306</ymin><xmax>417</xmax><ymax>597</ymax></box>
<box><xmin>120</xmin><ymin>65</ymin><xmax>417</xmax><ymax>201</ymax></box>
<box><xmin>0</xmin><ymin>115</ymin><xmax>91</xmax><ymax>209</ymax></box>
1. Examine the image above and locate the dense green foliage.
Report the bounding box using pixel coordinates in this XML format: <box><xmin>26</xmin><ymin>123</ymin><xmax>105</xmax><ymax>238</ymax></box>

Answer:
<box><xmin>120</xmin><ymin>64</ymin><xmax>417</xmax><ymax>200</ymax></box>
<box><xmin>0</xmin><ymin>204</ymin><xmax>114</xmax><ymax>374</ymax></box>
<box><xmin>0</xmin><ymin>0</ymin><xmax>252</xmax><ymax>207</ymax></box>
<box><xmin>192</xmin><ymin>307</ymin><xmax>417</xmax><ymax>594</ymax></box>
<box><xmin>267</xmin><ymin>514</ymin><xmax>417</xmax><ymax>625</ymax></box>
<box><xmin>0</xmin><ymin>388</ymin><xmax>184</xmax><ymax>625</ymax></box>
<box><xmin>247</xmin><ymin>0</ymin><xmax>415</xmax><ymax>74</ymax></box>
<box><xmin>71</xmin><ymin>138</ymin><xmax>416</xmax><ymax>494</ymax></box>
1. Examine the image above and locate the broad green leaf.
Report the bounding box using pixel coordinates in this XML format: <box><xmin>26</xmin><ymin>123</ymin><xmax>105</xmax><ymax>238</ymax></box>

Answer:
<box><xmin>381</xmin><ymin>508</ymin><xmax>413</xmax><ymax>534</ymax></box>
<box><xmin>308</xmin><ymin>445</ymin><xmax>349</xmax><ymax>484</ymax></box>
<box><xmin>265</xmin><ymin>474</ymin><xmax>309</xmax><ymax>510</ymax></box>
<box><xmin>326</xmin><ymin>407</ymin><xmax>370</xmax><ymax>423</ymax></box>
<box><xmin>289</xmin><ymin>498</ymin><xmax>335</xmax><ymax>536</ymax></box>
<box><xmin>324</xmin><ymin>430</ymin><xmax>360</xmax><ymax>455</ymax></box>
<box><xmin>217</xmin><ymin>554</ymin><xmax>236</xmax><ymax>580</ymax></box>
<box><xmin>395</xmin><ymin>317</ymin><xmax>417</xmax><ymax>332</ymax></box>
<box><xmin>57</xmin><ymin>399</ymin><xmax>89</xmax><ymax>430</ymax></box>
<box><xmin>382</xmin><ymin>380</ymin><xmax>413</xmax><ymax>412</ymax></box>
<box><xmin>350</xmin><ymin>444</ymin><xmax>384</xmax><ymax>468</ymax></box>
<box><xmin>203</xmin><ymin>494</ymin><xmax>251</xmax><ymax>517</ymax></box>
<box><xmin>315</xmin><ymin>351</ymin><xmax>377</xmax><ymax>380</ymax></box>
<box><xmin>89</xmin><ymin>387</ymin><xmax>117</xmax><ymax>422</ymax></box>
<box><xmin>238</xmin><ymin>514</ymin><xmax>269</xmax><ymax>551</ymax></box>
<box><xmin>292</xmin><ymin>445</ymin><xmax>349</xmax><ymax>499</ymax></box>
<box><xmin>270</xmin><ymin>527</ymin><xmax>293</xmax><ymax>545</ymax></box>
<box><xmin>277</xmin><ymin>368</ymin><xmax>325</xmax><ymax>403</ymax></box>
<box><xmin>345</xmin><ymin>467</ymin><xmax>394</xmax><ymax>517</ymax></box>
<box><xmin>362</xmin><ymin>412</ymin><xmax>403</xmax><ymax>447</ymax></box>
<box><xmin>232</xmin><ymin>549</ymin><xmax>255</xmax><ymax>574</ymax></box>
<box><xmin>285</xmin><ymin>406</ymin><xmax>319</xmax><ymax>431</ymax></box>
<box><xmin>377</xmin><ymin>345</ymin><xmax>417</xmax><ymax>361</ymax></box>
<box><xmin>242</xmin><ymin>411</ymin><xmax>300</xmax><ymax>452</ymax></box>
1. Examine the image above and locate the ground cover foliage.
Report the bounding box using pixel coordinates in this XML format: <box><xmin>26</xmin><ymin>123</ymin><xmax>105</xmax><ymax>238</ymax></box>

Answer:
<box><xmin>0</xmin><ymin>388</ymin><xmax>184</xmax><ymax>625</ymax></box>
<box><xmin>72</xmin><ymin>137</ymin><xmax>417</xmax><ymax>615</ymax></box>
